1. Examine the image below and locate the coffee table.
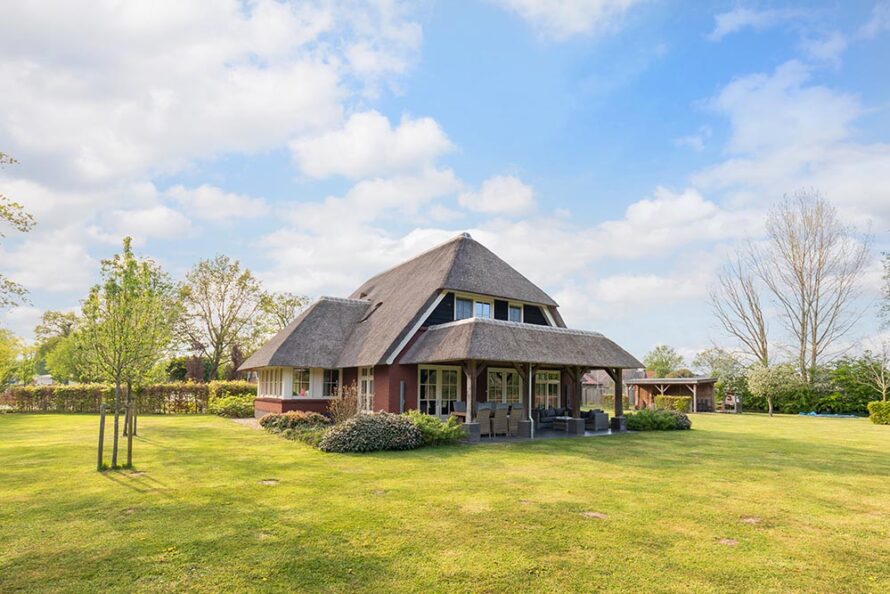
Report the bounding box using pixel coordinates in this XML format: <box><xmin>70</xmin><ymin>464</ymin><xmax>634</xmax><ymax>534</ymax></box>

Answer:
<box><xmin>553</xmin><ymin>416</ymin><xmax>585</xmax><ymax>434</ymax></box>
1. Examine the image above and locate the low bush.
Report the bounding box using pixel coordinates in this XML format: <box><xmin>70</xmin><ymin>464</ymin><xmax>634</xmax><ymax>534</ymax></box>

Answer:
<box><xmin>653</xmin><ymin>395</ymin><xmax>691</xmax><ymax>412</ymax></box>
<box><xmin>328</xmin><ymin>382</ymin><xmax>360</xmax><ymax>425</ymax></box>
<box><xmin>867</xmin><ymin>401</ymin><xmax>890</xmax><ymax>425</ymax></box>
<box><xmin>208</xmin><ymin>395</ymin><xmax>254</xmax><ymax>418</ymax></box>
<box><xmin>259</xmin><ymin>411</ymin><xmax>331</xmax><ymax>433</ymax></box>
<box><xmin>282</xmin><ymin>426</ymin><xmax>331</xmax><ymax>448</ymax></box>
<box><xmin>403</xmin><ymin>410</ymin><xmax>465</xmax><ymax>446</ymax></box>
<box><xmin>627</xmin><ymin>409</ymin><xmax>692</xmax><ymax>431</ymax></box>
<box><xmin>318</xmin><ymin>412</ymin><xmax>423</xmax><ymax>453</ymax></box>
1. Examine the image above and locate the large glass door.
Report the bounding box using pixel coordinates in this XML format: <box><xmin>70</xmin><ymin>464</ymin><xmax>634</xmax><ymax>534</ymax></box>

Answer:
<box><xmin>487</xmin><ymin>369</ymin><xmax>522</xmax><ymax>404</ymax></box>
<box><xmin>419</xmin><ymin>366</ymin><xmax>461</xmax><ymax>418</ymax></box>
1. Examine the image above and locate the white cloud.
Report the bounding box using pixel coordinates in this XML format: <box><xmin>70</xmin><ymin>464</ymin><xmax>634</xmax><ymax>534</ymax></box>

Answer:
<box><xmin>104</xmin><ymin>206</ymin><xmax>193</xmax><ymax>243</ymax></box>
<box><xmin>860</xmin><ymin>1</ymin><xmax>890</xmax><ymax>38</ymax></box>
<box><xmin>707</xmin><ymin>7</ymin><xmax>800</xmax><ymax>41</ymax></box>
<box><xmin>493</xmin><ymin>0</ymin><xmax>645</xmax><ymax>40</ymax></box>
<box><xmin>287</xmin><ymin>168</ymin><xmax>463</xmax><ymax>231</ymax></box>
<box><xmin>0</xmin><ymin>306</ymin><xmax>43</xmax><ymax>342</ymax></box>
<box><xmin>458</xmin><ymin>175</ymin><xmax>535</xmax><ymax>215</ymax></box>
<box><xmin>798</xmin><ymin>31</ymin><xmax>847</xmax><ymax>65</ymax></box>
<box><xmin>674</xmin><ymin>126</ymin><xmax>712</xmax><ymax>151</ymax></box>
<box><xmin>166</xmin><ymin>184</ymin><xmax>268</xmax><ymax>222</ymax></box>
<box><xmin>0</xmin><ymin>231</ymin><xmax>96</xmax><ymax>293</ymax></box>
<box><xmin>694</xmin><ymin>60</ymin><xmax>890</xmax><ymax>228</ymax></box>
<box><xmin>290</xmin><ymin>111</ymin><xmax>453</xmax><ymax>179</ymax></box>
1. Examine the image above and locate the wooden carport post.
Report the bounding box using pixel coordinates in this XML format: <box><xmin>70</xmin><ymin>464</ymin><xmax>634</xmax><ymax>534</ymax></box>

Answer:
<box><xmin>611</xmin><ymin>367</ymin><xmax>627</xmax><ymax>432</ymax></box>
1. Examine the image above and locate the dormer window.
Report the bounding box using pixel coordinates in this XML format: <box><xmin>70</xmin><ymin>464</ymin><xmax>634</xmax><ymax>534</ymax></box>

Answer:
<box><xmin>508</xmin><ymin>304</ymin><xmax>523</xmax><ymax>323</ymax></box>
<box><xmin>455</xmin><ymin>295</ymin><xmax>493</xmax><ymax>320</ymax></box>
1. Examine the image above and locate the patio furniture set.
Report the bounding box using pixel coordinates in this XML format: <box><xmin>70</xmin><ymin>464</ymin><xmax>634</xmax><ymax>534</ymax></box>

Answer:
<box><xmin>450</xmin><ymin>403</ymin><xmax>612</xmax><ymax>438</ymax></box>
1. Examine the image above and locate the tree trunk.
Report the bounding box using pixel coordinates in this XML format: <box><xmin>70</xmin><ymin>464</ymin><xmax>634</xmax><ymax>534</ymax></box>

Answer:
<box><xmin>111</xmin><ymin>381</ymin><xmax>121</xmax><ymax>468</ymax></box>
<box><xmin>767</xmin><ymin>397</ymin><xmax>774</xmax><ymax>417</ymax></box>
<box><xmin>123</xmin><ymin>381</ymin><xmax>131</xmax><ymax>437</ymax></box>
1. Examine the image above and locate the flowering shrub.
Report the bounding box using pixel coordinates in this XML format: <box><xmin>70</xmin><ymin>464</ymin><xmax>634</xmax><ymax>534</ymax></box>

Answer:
<box><xmin>318</xmin><ymin>412</ymin><xmax>422</xmax><ymax>453</ymax></box>
<box><xmin>403</xmin><ymin>410</ymin><xmax>465</xmax><ymax>446</ymax></box>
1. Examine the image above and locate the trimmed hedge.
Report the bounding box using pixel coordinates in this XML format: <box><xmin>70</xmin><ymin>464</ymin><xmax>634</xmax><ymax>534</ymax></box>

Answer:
<box><xmin>318</xmin><ymin>412</ymin><xmax>423</xmax><ymax>453</ymax></box>
<box><xmin>207</xmin><ymin>381</ymin><xmax>256</xmax><ymax>418</ymax></box>
<box><xmin>867</xmin><ymin>401</ymin><xmax>890</xmax><ymax>425</ymax></box>
<box><xmin>1</xmin><ymin>381</ymin><xmax>256</xmax><ymax>414</ymax></box>
<box><xmin>259</xmin><ymin>411</ymin><xmax>331</xmax><ymax>432</ymax></box>
<box><xmin>627</xmin><ymin>409</ymin><xmax>692</xmax><ymax>431</ymax></box>
<box><xmin>654</xmin><ymin>395</ymin><xmax>691</xmax><ymax>413</ymax></box>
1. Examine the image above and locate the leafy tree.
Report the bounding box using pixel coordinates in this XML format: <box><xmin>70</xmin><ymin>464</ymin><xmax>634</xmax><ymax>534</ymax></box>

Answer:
<box><xmin>0</xmin><ymin>328</ymin><xmax>21</xmax><ymax>387</ymax></box>
<box><xmin>260</xmin><ymin>291</ymin><xmax>309</xmax><ymax>332</ymax></box>
<box><xmin>746</xmin><ymin>364</ymin><xmax>800</xmax><ymax>417</ymax></box>
<box><xmin>666</xmin><ymin>368</ymin><xmax>695</xmax><ymax>378</ymax></box>
<box><xmin>692</xmin><ymin>347</ymin><xmax>749</xmax><ymax>401</ymax></box>
<box><xmin>178</xmin><ymin>255</ymin><xmax>266</xmax><ymax>379</ymax></box>
<box><xmin>78</xmin><ymin>237</ymin><xmax>179</xmax><ymax>468</ymax></box>
<box><xmin>643</xmin><ymin>345</ymin><xmax>684</xmax><ymax>378</ymax></box>
<box><xmin>0</xmin><ymin>152</ymin><xmax>35</xmax><ymax>308</ymax></box>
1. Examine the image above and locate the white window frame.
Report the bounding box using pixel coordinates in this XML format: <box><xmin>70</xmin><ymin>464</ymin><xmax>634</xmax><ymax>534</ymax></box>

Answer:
<box><xmin>359</xmin><ymin>367</ymin><xmax>375</xmax><ymax>412</ymax></box>
<box><xmin>259</xmin><ymin>367</ymin><xmax>284</xmax><ymax>398</ymax></box>
<box><xmin>322</xmin><ymin>369</ymin><xmax>342</xmax><ymax>398</ymax></box>
<box><xmin>534</xmin><ymin>370</ymin><xmax>561</xmax><ymax>409</ymax></box>
<box><xmin>508</xmin><ymin>302</ymin><xmax>523</xmax><ymax>323</ymax></box>
<box><xmin>417</xmin><ymin>365</ymin><xmax>462</xmax><ymax>418</ymax></box>
<box><xmin>292</xmin><ymin>368</ymin><xmax>310</xmax><ymax>397</ymax></box>
<box><xmin>487</xmin><ymin>367</ymin><xmax>523</xmax><ymax>404</ymax></box>
<box><xmin>454</xmin><ymin>293</ymin><xmax>494</xmax><ymax>321</ymax></box>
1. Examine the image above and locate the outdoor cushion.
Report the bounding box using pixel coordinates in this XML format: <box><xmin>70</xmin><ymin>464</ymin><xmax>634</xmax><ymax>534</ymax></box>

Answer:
<box><xmin>545</xmin><ymin>408</ymin><xmax>556</xmax><ymax>417</ymax></box>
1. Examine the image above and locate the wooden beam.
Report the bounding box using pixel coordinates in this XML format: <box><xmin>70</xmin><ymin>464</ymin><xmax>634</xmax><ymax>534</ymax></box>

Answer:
<box><xmin>613</xmin><ymin>367</ymin><xmax>624</xmax><ymax>419</ymax></box>
<box><xmin>464</xmin><ymin>360</ymin><xmax>477</xmax><ymax>422</ymax></box>
<box><xmin>511</xmin><ymin>362</ymin><xmax>527</xmax><ymax>381</ymax></box>
<box><xmin>603</xmin><ymin>368</ymin><xmax>617</xmax><ymax>382</ymax></box>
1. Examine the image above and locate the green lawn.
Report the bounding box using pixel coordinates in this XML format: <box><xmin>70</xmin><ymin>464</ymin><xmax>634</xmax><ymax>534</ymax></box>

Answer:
<box><xmin>1</xmin><ymin>414</ymin><xmax>888</xmax><ymax>593</ymax></box>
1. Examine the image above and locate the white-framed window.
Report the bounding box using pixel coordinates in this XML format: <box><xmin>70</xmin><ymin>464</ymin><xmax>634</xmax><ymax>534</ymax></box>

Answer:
<box><xmin>293</xmin><ymin>368</ymin><xmax>310</xmax><ymax>397</ymax></box>
<box><xmin>359</xmin><ymin>367</ymin><xmax>374</xmax><ymax>412</ymax></box>
<box><xmin>487</xmin><ymin>368</ymin><xmax>522</xmax><ymax>404</ymax></box>
<box><xmin>508</xmin><ymin>303</ymin><xmax>523</xmax><ymax>323</ymax></box>
<box><xmin>534</xmin><ymin>370</ymin><xmax>561</xmax><ymax>409</ymax></box>
<box><xmin>418</xmin><ymin>365</ymin><xmax>461</xmax><ymax>417</ymax></box>
<box><xmin>259</xmin><ymin>368</ymin><xmax>283</xmax><ymax>397</ymax></box>
<box><xmin>322</xmin><ymin>369</ymin><xmax>340</xmax><ymax>397</ymax></box>
<box><xmin>455</xmin><ymin>294</ymin><xmax>493</xmax><ymax>320</ymax></box>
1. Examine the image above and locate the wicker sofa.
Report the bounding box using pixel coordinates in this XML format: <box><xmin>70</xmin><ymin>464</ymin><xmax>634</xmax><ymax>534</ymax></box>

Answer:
<box><xmin>578</xmin><ymin>409</ymin><xmax>609</xmax><ymax>431</ymax></box>
<box><xmin>532</xmin><ymin>407</ymin><xmax>572</xmax><ymax>429</ymax></box>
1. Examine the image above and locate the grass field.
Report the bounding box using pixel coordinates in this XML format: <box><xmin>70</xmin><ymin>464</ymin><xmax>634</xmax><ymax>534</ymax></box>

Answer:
<box><xmin>1</xmin><ymin>413</ymin><xmax>888</xmax><ymax>593</ymax></box>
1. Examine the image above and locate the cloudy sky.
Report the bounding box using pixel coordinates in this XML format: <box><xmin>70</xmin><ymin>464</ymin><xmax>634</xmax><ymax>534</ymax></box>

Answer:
<box><xmin>1</xmin><ymin>0</ymin><xmax>888</xmax><ymax>362</ymax></box>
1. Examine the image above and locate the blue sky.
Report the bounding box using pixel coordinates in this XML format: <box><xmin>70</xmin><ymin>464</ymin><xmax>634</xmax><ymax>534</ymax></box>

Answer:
<box><xmin>1</xmin><ymin>0</ymin><xmax>889</xmax><ymax>363</ymax></box>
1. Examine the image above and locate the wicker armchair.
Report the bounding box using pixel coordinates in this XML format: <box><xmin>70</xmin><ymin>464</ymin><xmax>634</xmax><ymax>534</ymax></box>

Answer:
<box><xmin>492</xmin><ymin>403</ymin><xmax>509</xmax><ymax>436</ymax></box>
<box><xmin>476</xmin><ymin>404</ymin><xmax>493</xmax><ymax>437</ymax></box>
<box><xmin>508</xmin><ymin>405</ymin><xmax>524</xmax><ymax>436</ymax></box>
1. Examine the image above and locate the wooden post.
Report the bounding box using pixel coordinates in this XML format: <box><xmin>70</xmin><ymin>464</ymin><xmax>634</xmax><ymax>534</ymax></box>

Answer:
<box><xmin>614</xmin><ymin>368</ymin><xmax>624</xmax><ymax>419</ymax></box>
<box><xmin>692</xmin><ymin>384</ymin><xmax>698</xmax><ymax>413</ymax></box>
<box><xmin>575</xmin><ymin>366</ymin><xmax>583</xmax><ymax>418</ymax></box>
<box><xmin>97</xmin><ymin>403</ymin><xmax>106</xmax><ymax>472</ymax></box>
<box><xmin>126</xmin><ymin>403</ymin><xmax>134</xmax><ymax>468</ymax></box>
<box><xmin>466</xmin><ymin>360</ymin><xmax>476</xmax><ymax>422</ymax></box>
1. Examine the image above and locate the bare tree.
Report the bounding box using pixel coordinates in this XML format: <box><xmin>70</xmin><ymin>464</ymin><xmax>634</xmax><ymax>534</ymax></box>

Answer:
<box><xmin>857</xmin><ymin>343</ymin><xmax>890</xmax><ymax>402</ymax></box>
<box><xmin>752</xmin><ymin>191</ymin><xmax>869</xmax><ymax>384</ymax></box>
<box><xmin>1</xmin><ymin>152</ymin><xmax>35</xmax><ymax>308</ymax></box>
<box><xmin>710</xmin><ymin>252</ymin><xmax>770</xmax><ymax>366</ymax></box>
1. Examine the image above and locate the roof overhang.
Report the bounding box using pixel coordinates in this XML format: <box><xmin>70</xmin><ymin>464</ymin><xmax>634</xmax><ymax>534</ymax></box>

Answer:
<box><xmin>399</xmin><ymin>318</ymin><xmax>642</xmax><ymax>369</ymax></box>
<box><xmin>625</xmin><ymin>377</ymin><xmax>717</xmax><ymax>385</ymax></box>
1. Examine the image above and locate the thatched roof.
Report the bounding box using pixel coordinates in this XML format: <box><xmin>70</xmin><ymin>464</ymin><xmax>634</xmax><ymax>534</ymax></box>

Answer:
<box><xmin>336</xmin><ymin>233</ymin><xmax>559</xmax><ymax>367</ymax></box>
<box><xmin>400</xmin><ymin>318</ymin><xmax>643</xmax><ymax>369</ymax></box>
<box><xmin>239</xmin><ymin>297</ymin><xmax>370</xmax><ymax>370</ymax></box>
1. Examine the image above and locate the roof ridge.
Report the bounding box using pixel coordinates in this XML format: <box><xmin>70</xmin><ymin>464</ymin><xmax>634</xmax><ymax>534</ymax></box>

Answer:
<box><xmin>317</xmin><ymin>296</ymin><xmax>372</xmax><ymax>305</ymax></box>
<box><xmin>354</xmin><ymin>233</ymin><xmax>469</xmax><ymax>288</ymax></box>
<box><xmin>425</xmin><ymin>317</ymin><xmax>605</xmax><ymax>338</ymax></box>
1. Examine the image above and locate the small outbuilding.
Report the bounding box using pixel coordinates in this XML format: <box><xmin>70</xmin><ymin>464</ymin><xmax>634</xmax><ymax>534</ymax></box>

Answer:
<box><xmin>625</xmin><ymin>377</ymin><xmax>717</xmax><ymax>413</ymax></box>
